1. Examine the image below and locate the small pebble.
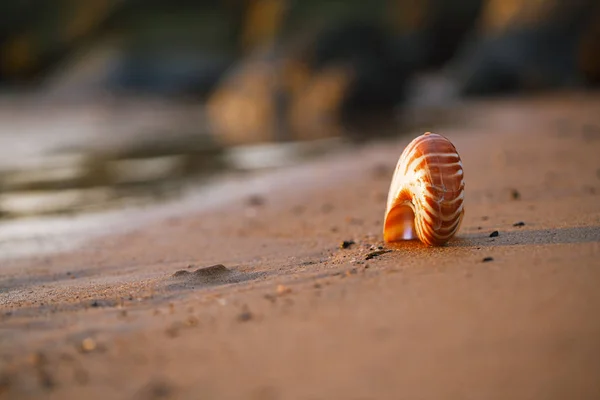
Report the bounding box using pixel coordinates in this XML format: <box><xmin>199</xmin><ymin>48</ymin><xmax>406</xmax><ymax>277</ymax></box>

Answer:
<box><xmin>482</xmin><ymin>257</ymin><xmax>494</xmax><ymax>263</ymax></box>
<box><xmin>172</xmin><ymin>270</ymin><xmax>190</xmax><ymax>278</ymax></box>
<box><xmin>246</xmin><ymin>194</ymin><xmax>265</xmax><ymax>207</ymax></box>
<box><xmin>237</xmin><ymin>311</ymin><xmax>253</xmax><ymax>322</ymax></box>
<box><xmin>80</xmin><ymin>338</ymin><xmax>96</xmax><ymax>353</ymax></box>
<box><xmin>511</xmin><ymin>189</ymin><xmax>521</xmax><ymax>200</ymax></box>
<box><xmin>276</xmin><ymin>285</ymin><xmax>292</xmax><ymax>296</ymax></box>
<box><xmin>489</xmin><ymin>231</ymin><xmax>499</xmax><ymax>238</ymax></box>
<box><xmin>365</xmin><ymin>249</ymin><xmax>392</xmax><ymax>260</ymax></box>
<box><xmin>340</xmin><ymin>240</ymin><xmax>355</xmax><ymax>249</ymax></box>
<box><xmin>513</xmin><ymin>221</ymin><xmax>525</xmax><ymax>227</ymax></box>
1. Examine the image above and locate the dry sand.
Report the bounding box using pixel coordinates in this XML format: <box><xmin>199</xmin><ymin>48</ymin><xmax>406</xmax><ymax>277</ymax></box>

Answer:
<box><xmin>1</xmin><ymin>93</ymin><xmax>600</xmax><ymax>400</ymax></box>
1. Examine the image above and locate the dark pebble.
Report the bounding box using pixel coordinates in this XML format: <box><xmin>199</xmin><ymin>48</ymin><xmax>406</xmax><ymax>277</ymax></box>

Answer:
<box><xmin>37</xmin><ymin>368</ymin><xmax>55</xmax><ymax>389</ymax></box>
<box><xmin>172</xmin><ymin>270</ymin><xmax>191</xmax><ymax>278</ymax></box>
<box><xmin>511</xmin><ymin>189</ymin><xmax>521</xmax><ymax>200</ymax></box>
<box><xmin>365</xmin><ymin>249</ymin><xmax>392</xmax><ymax>260</ymax></box>
<box><xmin>192</xmin><ymin>264</ymin><xmax>229</xmax><ymax>277</ymax></box>
<box><xmin>482</xmin><ymin>257</ymin><xmax>494</xmax><ymax>262</ymax></box>
<box><xmin>481</xmin><ymin>216</ymin><xmax>489</xmax><ymax>221</ymax></box>
<box><xmin>489</xmin><ymin>230</ymin><xmax>499</xmax><ymax>237</ymax></box>
<box><xmin>246</xmin><ymin>195</ymin><xmax>265</xmax><ymax>207</ymax></box>
<box><xmin>513</xmin><ymin>221</ymin><xmax>525</xmax><ymax>227</ymax></box>
<box><xmin>340</xmin><ymin>240</ymin><xmax>355</xmax><ymax>249</ymax></box>
<box><xmin>237</xmin><ymin>311</ymin><xmax>253</xmax><ymax>322</ymax></box>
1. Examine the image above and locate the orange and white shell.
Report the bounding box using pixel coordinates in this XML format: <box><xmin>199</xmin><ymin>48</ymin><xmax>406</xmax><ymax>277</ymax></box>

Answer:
<box><xmin>383</xmin><ymin>132</ymin><xmax>465</xmax><ymax>246</ymax></box>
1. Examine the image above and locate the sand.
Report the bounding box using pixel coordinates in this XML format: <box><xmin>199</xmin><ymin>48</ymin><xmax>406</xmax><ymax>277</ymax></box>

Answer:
<box><xmin>1</xmin><ymin>93</ymin><xmax>600</xmax><ymax>400</ymax></box>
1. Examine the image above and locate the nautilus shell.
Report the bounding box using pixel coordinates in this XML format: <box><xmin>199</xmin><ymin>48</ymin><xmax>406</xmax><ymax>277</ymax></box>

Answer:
<box><xmin>383</xmin><ymin>132</ymin><xmax>465</xmax><ymax>246</ymax></box>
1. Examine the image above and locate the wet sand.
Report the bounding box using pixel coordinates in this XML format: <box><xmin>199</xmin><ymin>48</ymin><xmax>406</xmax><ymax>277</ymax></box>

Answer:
<box><xmin>1</xmin><ymin>93</ymin><xmax>600</xmax><ymax>399</ymax></box>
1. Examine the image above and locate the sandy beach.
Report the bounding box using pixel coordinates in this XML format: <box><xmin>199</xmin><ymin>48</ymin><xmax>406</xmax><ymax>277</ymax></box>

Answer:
<box><xmin>1</xmin><ymin>93</ymin><xmax>600</xmax><ymax>399</ymax></box>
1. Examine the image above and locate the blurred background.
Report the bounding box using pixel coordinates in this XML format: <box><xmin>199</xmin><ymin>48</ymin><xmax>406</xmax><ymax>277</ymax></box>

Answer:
<box><xmin>0</xmin><ymin>0</ymin><xmax>599</xmax><ymax>219</ymax></box>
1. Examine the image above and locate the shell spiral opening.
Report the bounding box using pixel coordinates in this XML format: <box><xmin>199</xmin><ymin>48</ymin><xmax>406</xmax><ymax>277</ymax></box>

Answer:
<box><xmin>383</xmin><ymin>132</ymin><xmax>465</xmax><ymax>246</ymax></box>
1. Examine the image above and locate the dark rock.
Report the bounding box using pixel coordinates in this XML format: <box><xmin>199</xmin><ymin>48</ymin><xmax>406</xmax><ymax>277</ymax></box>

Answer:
<box><xmin>365</xmin><ymin>249</ymin><xmax>392</xmax><ymax>260</ymax></box>
<box><xmin>340</xmin><ymin>240</ymin><xmax>355</xmax><ymax>249</ymax></box>
<box><xmin>192</xmin><ymin>264</ymin><xmax>229</xmax><ymax>277</ymax></box>
<box><xmin>172</xmin><ymin>270</ymin><xmax>190</xmax><ymax>278</ymax></box>
<box><xmin>237</xmin><ymin>310</ymin><xmax>253</xmax><ymax>322</ymax></box>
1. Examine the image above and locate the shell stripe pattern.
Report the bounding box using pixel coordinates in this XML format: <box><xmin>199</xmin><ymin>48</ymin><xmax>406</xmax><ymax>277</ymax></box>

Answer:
<box><xmin>383</xmin><ymin>132</ymin><xmax>465</xmax><ymax>246</ymax></box>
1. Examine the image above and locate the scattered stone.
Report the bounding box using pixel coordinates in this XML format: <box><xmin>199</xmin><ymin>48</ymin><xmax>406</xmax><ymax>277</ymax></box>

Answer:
<box><xmin>489</xmin><ymin>230</ymin><xmax>499</xmax><ymax>238</ymax></box>
<box><xmin>482</xmin><ymin>257</ymin><xmax>494</xmax><ymax>262</ymax></box>
<box><xmin>365</xmin><ymin>249</ymin><xmax>392</xmax><ymax>260</ymax></box>
<box><xmin>345</xmin><ymin>268</ymin><xmax>358</xmax><ymax>277</ymax></box>
<box><xmin>237</xmin><ymin>310</ymin><xmax>253</xmax><ymax>322</ymax></box>
<box><xmin>37</xmin><ymin>368</ymin><xmax>54</xmax><ymax>389</ymax></box>
<box><xmin>173</xmin><ymin>264</ymin><xmax>231</xmax><ymax>282</ymax></box>
<box><xmin>481</xmin><ymin>216</ymin><xmax>489</xmax><ymax>221</ymax></box>
<box><xmin>140</xmin><ymin>380</ymin><xmax>174</xmax><ymax>399</ymax></box>
<box><xmin>193</xmin><ymin>264</ymin><xmax>229</xmax><ymax>277</ymax></box>
<box><xmin>513</xmin><ymin>221</ymin><xmax>525</xmax><ymax>227</ymax></box>
<box><xmin>79</xmin><ymin>338</ymin><xmax>97</xmax><ymax>353</ymax></box>
<box><xmin>510</xmin><ymin>189</ymin><xmax>521</xmax><ymax>200</ymax></box>
<box><xmin>340</xmin><ymin>240</ymin><xmax>355</xmax><ymax>249</ymax></box>
<box><xmin>313</xmin><ymin>283</ymin><xmax>322</xmax><ymax>289</ymax></box>
<box><xmin>276</xmin><ymin>285</ymin><xmax>292</xmax><ymax>296</ymax></box>
<box><xmin>165</xmin><ymin>324</ymin><xmax>180</xmax><ymax>338</ymax></box>
<box><xmin>264</xmin><ymin>294</ymin><xmax>277</xmax><ymax>303</ymax></box>
<box><xmin>89</xmin><ymin>299</ymin><xmax>116</xmax><ymax>308</ymax></box>
<box><xmin>246</xmin><ymin>194</ymin><xmax>265</xmax><ymax>207</ymax></box>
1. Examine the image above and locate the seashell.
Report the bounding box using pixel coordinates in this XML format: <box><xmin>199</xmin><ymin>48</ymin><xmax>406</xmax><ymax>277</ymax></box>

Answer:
<box><xmin>383</xmin><ymin>132</ymin><xmax>465</xmax><ymax>246</ymax></box>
